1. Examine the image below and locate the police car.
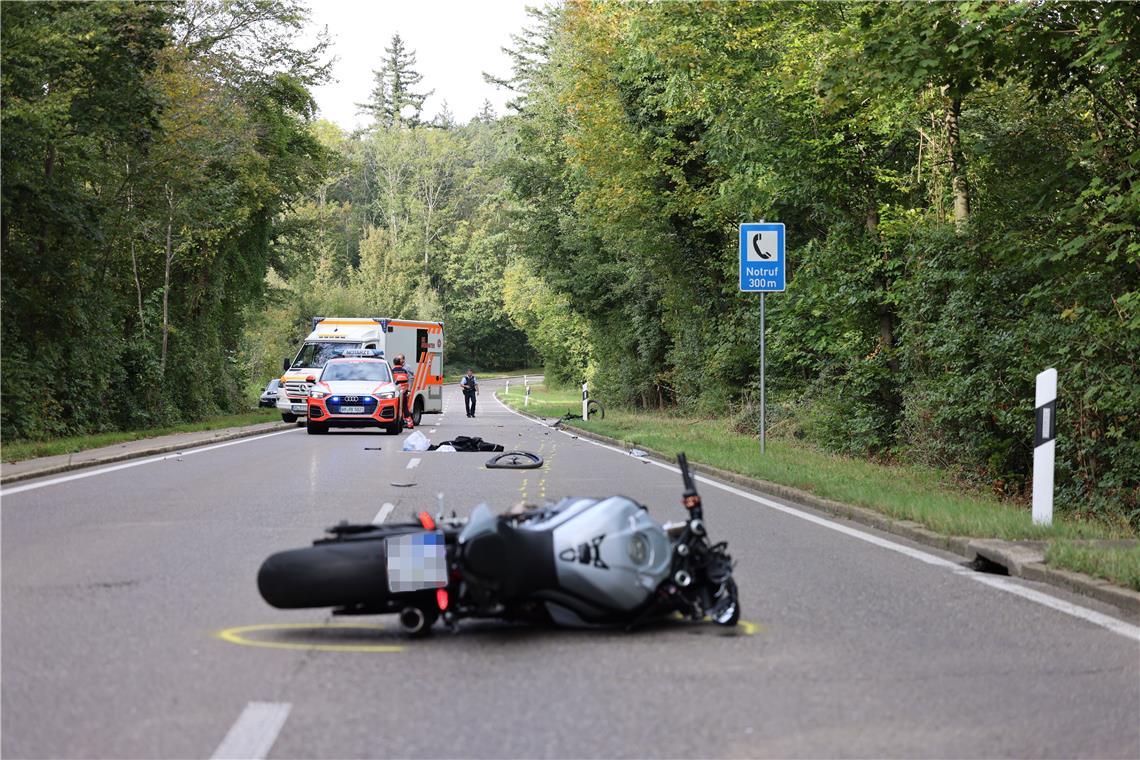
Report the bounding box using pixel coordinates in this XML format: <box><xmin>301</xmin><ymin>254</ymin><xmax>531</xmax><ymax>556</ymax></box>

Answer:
<box><xmin>304</xmin><ymin>350</ymin><xmax>405</xmax><ymax>435</ymax></box>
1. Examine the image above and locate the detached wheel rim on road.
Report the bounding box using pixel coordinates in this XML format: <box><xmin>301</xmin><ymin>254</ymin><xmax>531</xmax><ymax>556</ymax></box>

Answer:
<box><xmin>486</xmin><ymin>451</ymin><xmax>545</xmax><ymax>469</ymax></box>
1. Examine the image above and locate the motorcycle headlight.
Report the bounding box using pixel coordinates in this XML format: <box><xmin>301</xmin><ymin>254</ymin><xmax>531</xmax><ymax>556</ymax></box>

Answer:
<box><xmin>628</xmin><ymin>533</ymin><xmax>650</xmax><ymax>565</ymax></box>
<box><xmin>375</xmin><ymin>391</ymin><xmax>398</xmax><ymax>399</ymax></box>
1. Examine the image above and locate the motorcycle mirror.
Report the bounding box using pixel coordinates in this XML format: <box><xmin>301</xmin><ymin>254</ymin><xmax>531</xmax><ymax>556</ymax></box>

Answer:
<box><xmin>282</xmin><ymin>357</ymin><xmax>290</xmax><ymax>372</ymax></box>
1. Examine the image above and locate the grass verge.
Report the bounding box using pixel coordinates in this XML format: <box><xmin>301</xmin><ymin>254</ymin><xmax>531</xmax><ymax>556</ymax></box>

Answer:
<box><xmin>1</xmin><ymin>409</ymin><xmax>279</xmax><ymax>463</ymax></box>
<box><xmin>499</xmin><ymin>384</ymin><xmax>1138</xmax><ymax>590</ymax></box>
<box><xmin>443</xmin><ymin>366</ymin><xmax>543</xmax><ymax>384</ymax></box>
<box><xmin>1045</xmin><ymin>543</ymin><xmax>1140</xmax><ymax>591</ymax></box>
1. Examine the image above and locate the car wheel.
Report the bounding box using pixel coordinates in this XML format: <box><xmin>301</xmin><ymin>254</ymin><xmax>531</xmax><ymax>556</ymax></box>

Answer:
<box><xmin>412</xmin><ymin>397</ymin><xmax>423</xmax><ymax>427</ymax></box>
<box><xmin>282</xmin><ymin>413</ymin><xmax>297</xmax><ymax>423</ymax></box>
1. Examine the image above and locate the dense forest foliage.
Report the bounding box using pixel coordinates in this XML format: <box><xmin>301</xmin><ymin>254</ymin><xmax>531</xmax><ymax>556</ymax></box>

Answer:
<box><xmin>499</xmin><ymin>2</ymin><xmax>1138</xmax><ymax>525</ymax></box>
<box><xmin>2</xmin><ymin>0</ymin><xmax>328</xmax><ymax>436</ymax></box>
<box><xmin>2</xmin><ymin>1</ymin><xmax>1136</xmax><ymax>526</ymax></box>
<box><xmin>241</xmin><ymin>34</ymin><xmax>534</xmax><ymax>383</ymax></box>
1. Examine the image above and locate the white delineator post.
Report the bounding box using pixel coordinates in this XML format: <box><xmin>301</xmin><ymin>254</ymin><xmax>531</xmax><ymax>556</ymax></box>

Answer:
<box><xmin>505</xmin><ymin>380</ymin><xmax>510</xmax><ymax>396</ymax></box>
<box><xmin>582</xmin><ymin>381</ymin><xmax>589</xmax><ymax>420</ymax></box>
<box><xmin>1033</xmin><ymin>368</ymin><xmax>1057</xmax><ymax>526</ymax></box>
<box><xmin>525</xmin><ymin>385</ymin><xmax>531</xmax><ymax>408</ymax></box>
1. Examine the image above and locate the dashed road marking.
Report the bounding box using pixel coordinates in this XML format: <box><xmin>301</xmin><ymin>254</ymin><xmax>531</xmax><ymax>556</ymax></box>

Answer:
<box><xmin>406</xmin><ymin>458</ymin><xmax>421</xmax><ymax>470</ymax></box>
<box><xmin>373</xmin><ymin>502</ymin><xmax>395</xmax><ymax>524</ymax></box>
<box><xmin>211</xmin><ymin>701</ymin><xmax>291</xmax><ymax>760</ymax></box>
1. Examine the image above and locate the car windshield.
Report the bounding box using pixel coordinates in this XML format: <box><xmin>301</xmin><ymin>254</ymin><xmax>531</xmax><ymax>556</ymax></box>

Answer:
<box><xmin>291</xmin><ymin>342</ymin><xmax>361</xmax><ymax>369</ymax></box>
<box><xmin>264</xmin><ymin>379</ymin><xmax>279</xmax><ymax>392</ymax></box>
<box><xmin>321</xmin><ymin>362</ymin><xmax>392</xmax><ymax>383</ymax></box>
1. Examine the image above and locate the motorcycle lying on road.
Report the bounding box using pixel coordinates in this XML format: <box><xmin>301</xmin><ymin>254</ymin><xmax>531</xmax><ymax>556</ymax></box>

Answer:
<box><xmin>257</xmin><ymin>453</ymin><xmax>739</xmax><ymax>635</ymax></box>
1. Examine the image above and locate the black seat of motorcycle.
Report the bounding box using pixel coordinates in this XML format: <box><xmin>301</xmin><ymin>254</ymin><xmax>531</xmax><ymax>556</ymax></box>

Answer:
<box><xmin>462</xmin><ymin>521</ymin><xmax>556</xmax><ymax>599</ymax></box>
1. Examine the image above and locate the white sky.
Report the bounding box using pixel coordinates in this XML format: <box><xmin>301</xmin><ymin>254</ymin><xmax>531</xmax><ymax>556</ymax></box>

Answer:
<box><xmin>306</xmin><ymin>0</ymin><xmax>536</xmax><ymax>130</ymax></box>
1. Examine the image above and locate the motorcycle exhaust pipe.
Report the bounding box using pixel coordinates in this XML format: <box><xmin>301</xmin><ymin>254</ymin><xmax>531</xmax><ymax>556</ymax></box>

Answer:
<box><xmin>398</xmin><ymin>606</ymin><xmax>428</xmax><ymax>635</ymax></box>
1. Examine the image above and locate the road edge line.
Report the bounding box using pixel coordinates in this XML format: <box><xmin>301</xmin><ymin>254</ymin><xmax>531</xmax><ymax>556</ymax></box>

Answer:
<box><xmin>0</xmin><ymin>422</ymin><xmax>294</xmax><ymax>486</ymax></box>
<box><xmin>494</xmin><ymin>392</ymin><xmax>1140</xmax><ymax>623</ymax></box>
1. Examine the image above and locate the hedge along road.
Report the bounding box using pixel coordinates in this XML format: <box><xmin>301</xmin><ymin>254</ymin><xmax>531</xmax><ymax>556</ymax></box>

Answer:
<box><xmin>1</xmin><ymin>380</ymin><xmax>1137</xmax><ymax>759</ymax></box>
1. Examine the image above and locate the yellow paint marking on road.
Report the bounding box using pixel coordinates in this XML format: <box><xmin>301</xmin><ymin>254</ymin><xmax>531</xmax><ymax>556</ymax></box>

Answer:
<box><xmin>536</xmin><ymin>441</ymin><xmax>549</xmax><ymax>500</ymax></box>
<box><xmin>216</xmin><ymin>623</ymin><xmax>405</xmax><ymax>653</ymax></box>
<box><xmin>738</xmin><ymin>619</ymin><xmax>763</xmax><ymax>636</ymax></box>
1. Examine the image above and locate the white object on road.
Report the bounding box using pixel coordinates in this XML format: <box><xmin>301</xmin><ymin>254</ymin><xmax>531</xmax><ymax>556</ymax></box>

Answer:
<box><xmin>402</xmin><ymin>431</ymin><xmax>430</xmax><ymax>451</ymax></box>
<box><xmin>211</xmin><ymin>701</ymin><xmax>291</xmax><ymax>760</ymax></box>
<box><xmin>435</xmin><ymin>444</ymin><xmax>456</xmax><ymax>452</ymax></box>
<box><xmin>629</xmin><ymin>448</ymin><xmax>648</xmax><ymax>458</ymax></box>
<box><xmin>1033</xmin><ymin>368</ymin><xmax>1057</xmax><ymax>526</ymax></box>
<box><xmin>373</xmin><ymin>502</ymin><xmax>395</xmax><ymax>524</ymax></box>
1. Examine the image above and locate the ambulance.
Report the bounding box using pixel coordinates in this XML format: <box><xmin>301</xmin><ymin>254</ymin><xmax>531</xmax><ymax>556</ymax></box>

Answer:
<box><xmin>278</xmin><ymin>317</ymin><xmax>443</xmax><ymax>426</ymax></box>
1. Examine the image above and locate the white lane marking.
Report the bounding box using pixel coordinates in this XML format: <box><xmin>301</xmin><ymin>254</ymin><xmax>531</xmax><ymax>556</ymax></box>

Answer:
<box><xmin>211</xmin><ymin>701</ymin><xmax>291</xmax><ymax>760</ymax></box>
<box><xmin>429</xmin><ymin>428</ymin><xmax>437</xmax><ymax>434</ymax></box>
<box><xmin>406</xmin><ymin>457</ymin><xmax>421</xmax><ymax>470</ymax></box>
<box><xmin>1</xmin><ymin>429</ymin><xmax>300</xmax><ymax>498</ymax></box>
<box><xmin>964</xmin><ymin>571</ymin><xmax>1140</xmax><ymax>640</ymax></box>
<box><xmin>493</xmin><ymin>393</ymin><xmax>1140</xmax><ymax>642</ymax></box>
<box><xmin>373</xmin><ymin>502</ymin><xmax>395</xmax><ymax>524</ymax></box>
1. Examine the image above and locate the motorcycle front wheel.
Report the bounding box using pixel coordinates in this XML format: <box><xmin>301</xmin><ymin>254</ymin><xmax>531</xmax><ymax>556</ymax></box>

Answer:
<box><xmin>710</xmin><ymin>578</ymin><xmax>740</xmax><ymax>626</ymax></box>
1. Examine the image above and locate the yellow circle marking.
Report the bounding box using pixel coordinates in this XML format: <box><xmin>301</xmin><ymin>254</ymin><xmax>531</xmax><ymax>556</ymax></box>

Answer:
<box><xmin>216</xmin><ymin>623</ymin><xmax>405</xmax><ymax>653</ymax></box>
<box><xmin>738</xmin><ymin>619</ymin><xmax>763</xmax><ymax>636</ymax></box>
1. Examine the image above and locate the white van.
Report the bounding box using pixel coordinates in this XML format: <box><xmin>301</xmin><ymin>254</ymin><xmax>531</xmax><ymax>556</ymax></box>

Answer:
<box><xmin>278</xmin><ymin>317</ymin><xmax>443</xmax><ymax>425</ymax></box>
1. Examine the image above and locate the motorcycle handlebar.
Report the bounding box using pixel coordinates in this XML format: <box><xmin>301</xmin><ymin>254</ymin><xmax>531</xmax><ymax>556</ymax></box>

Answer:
<box><xmin>677</xmin><ymin>452</ymin><xmax>703</xmax><ymax>518</ymax></box>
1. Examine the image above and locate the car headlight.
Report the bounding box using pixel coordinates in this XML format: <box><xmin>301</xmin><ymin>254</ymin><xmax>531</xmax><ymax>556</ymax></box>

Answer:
<box><xmin>374</xmin><ymin>391</ymin><xmax>397</xmax><ymax>400</ymax></box>
<box><xmin>309</xmin><ymin>390</ymin><xmax>328</xmax><ymax>399</ymax></box>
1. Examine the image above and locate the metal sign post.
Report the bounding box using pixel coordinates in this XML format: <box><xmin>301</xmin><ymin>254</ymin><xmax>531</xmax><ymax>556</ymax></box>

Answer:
<box><xmin>760</xmin><ymin>293</ymin><xmax>766</xmax><ymax>454</ymax></box>
<box><xmin>1033</xmin><ymin>368</ymin><xmax>1057</xmax><ymax>525</ymax></box>
<box><xmin>739</xmin><ymin>222</ymin><xmax>786</xmax><ymax>454</ymax></box>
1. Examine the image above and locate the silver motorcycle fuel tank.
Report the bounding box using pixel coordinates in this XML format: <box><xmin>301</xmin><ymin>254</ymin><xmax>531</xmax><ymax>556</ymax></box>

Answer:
<box><xmin>527</xmin><ymin>496</ymin><xmax>672</xmax><ymax>613</ymax></box>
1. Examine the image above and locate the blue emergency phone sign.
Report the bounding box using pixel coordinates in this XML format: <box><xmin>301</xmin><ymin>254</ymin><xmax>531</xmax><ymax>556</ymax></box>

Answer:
<box><xmin>739</xmin><ymin>223</ymin><xmax>786</xmax><ymax>292</ymax></box>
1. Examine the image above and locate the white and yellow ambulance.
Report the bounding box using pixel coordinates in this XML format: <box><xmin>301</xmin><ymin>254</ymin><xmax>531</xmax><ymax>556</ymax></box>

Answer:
<box><xmin>278</xmin><ymin>317</ymin><xmax>443</xmax><ymax>426</ymax></box>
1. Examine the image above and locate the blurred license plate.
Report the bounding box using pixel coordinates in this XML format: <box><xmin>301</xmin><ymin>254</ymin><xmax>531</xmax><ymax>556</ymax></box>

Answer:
<box><xmin>386</xmin><ymin>532</ymin><xmax>447</xmax><ymax>592</ymax></box>
<box><xmin>339</xmin><ymin>405</ymin><xmax>365</xmax><ymax>414</ymax></box>
<box><xmin>291</xmin><ymin>404</ymin><xmax>306</xmax><ymax>412</ymax></box>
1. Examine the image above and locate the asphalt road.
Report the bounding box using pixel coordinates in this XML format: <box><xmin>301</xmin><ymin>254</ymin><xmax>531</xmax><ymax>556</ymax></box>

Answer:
<box><xmin>2</xmin><ymin>380</ymin><xmax>1138</xmax><ymax>759</ymax></box>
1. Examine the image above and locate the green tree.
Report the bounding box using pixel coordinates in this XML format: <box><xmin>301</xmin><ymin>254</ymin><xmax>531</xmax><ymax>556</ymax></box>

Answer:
<box><xmin>358</xmin><ymin>33</ymin><xmax>433</xmax><ymax>129</ymax></box>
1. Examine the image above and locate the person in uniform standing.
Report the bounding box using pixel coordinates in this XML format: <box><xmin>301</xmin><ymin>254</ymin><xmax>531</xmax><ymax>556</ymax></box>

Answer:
<box><xmin>460</xmin><ymin>368</ymin><xmax>478</xmax><ymax>418</ymax></box>
<box><xmin>390</xmin><ymin>354</ymin><xmax>415</xmax><ymax>428</ymax></box>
